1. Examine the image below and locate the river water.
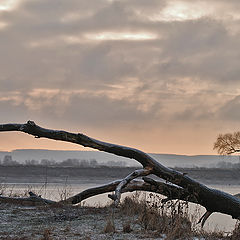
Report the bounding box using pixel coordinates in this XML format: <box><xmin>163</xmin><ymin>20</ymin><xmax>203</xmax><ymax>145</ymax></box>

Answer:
<box><xmin>1</xmin><ymin>180</ymin><xmax>239</xmax><ymax>233</ymax></box>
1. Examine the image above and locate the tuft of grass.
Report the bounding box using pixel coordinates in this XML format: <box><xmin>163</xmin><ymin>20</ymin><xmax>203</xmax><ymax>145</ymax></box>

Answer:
<box><xmin>40</xmin><ymin>229</ymin><xmax>53</xmax><ymax>240</ymax></box>
<box><xmin>165</xmin><ymin>216</ymin><xmax>192</xmax><ymax>240</ymax></box>
<box><xmin>122</xmin><ymin>221</ymin><xmax>132</xmax><ymax>233</ymax></box>
<box><xmin>119</xmin><ymin>193</ymin><xmax>240</xmax><ymax>239</ymax></box>
<box><xmin>103</xmin><ymin>219</ymin><xmax>115</xmax><ymax>233</ymax></box>
<box><xmin>230</xmin><ymin>221</ymin><xmax>240</xmax><ymax>240</ymax></box>
<box><xmin>120</xmin><ymin>192</ymin><xmax>143</xmax><ymax>216</ymax></box>
<box><xmin>63</xmin><ymin>225</ymin><xmax>71</xmax><ymax>233</ymax></box>
<box><xmin>119</xmin><ymin>193</ymin><xmax>194</xmax><ymax>239</ymax></box>
<box><xmin>0</xmin><ymin>183</ymin><xmax>7</xmax><ymax>196</ymax></box>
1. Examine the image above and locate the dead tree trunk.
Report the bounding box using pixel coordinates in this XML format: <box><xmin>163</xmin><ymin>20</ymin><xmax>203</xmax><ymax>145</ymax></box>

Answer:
<box><xmin>0</xmin><ymin>120</ymin><xmax>240</xmax><ymax>226</ymax></box>
<box><xmin>0</xmin><ymin>192</ymin><xmax>56</xmax><ymax>205</ymax></box>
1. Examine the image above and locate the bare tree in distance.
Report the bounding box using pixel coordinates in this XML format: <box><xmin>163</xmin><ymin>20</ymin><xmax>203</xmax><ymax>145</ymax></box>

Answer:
<box><xmin>1</xmin><ymin>121</ymin><xmax>240</xmax><ymax>228</ymax></box>
<box><xmin>214</xmin><ymin>132</ymin><xmax>240</xmax><ymax>155</ymax></box>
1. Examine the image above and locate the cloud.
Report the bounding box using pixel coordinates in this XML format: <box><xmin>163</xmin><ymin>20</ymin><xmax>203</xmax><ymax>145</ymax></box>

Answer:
<box><xmin>1</xmin><ymin>0</ymin><xmax>240</xmax><ymax>153</ymax></box>
<box><xmin>218</xmin><ymin>95</ymin><xmax>240</xmax><ymax>121</ymax></box>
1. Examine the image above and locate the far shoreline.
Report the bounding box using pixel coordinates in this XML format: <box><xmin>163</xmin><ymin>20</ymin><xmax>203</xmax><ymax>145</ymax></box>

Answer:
<box><xmin>0</xmin><ymin>165</ymin><xmax>239</xmax><ymax>185</ymax></box>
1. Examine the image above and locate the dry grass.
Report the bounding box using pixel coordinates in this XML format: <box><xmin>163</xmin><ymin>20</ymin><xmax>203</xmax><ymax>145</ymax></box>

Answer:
<box><xmin>40</xmin><ymin>229</ymin><xmax>53</xmax><ymax>240</ymax></box>
<box><xmin>122</xmin><ymin>221</ymin><xmax>132</xmax><ymax>233</ymax></box>
<box><xmin>120</xmin><ymin>193</ymin><xmax>192</xmax><ymax>238</ymax></box>
<box><xmin>229</xmin><ymin>221</ymin><xmax>240</xmax><ymax>240</ymax></box>
<box><xmin>118</xmin><ymin>192</ymin><xmax>240</xmax><ymax>239</ymax></box>
<box><xmin>2</xmin><ymin>184</ymin><xmax>240</xmax><ymax>239</ymax></box>
<box><xmin>103</xmin><ymin>219</ymin><xmax>115</xmax><ymax>233</ymax></box>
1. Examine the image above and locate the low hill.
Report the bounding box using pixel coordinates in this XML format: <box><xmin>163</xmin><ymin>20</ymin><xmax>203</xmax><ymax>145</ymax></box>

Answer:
<box><xmin>0</xmin><ymin>149</ymin><xmax>239</xmax><ymax>168</ymax></box>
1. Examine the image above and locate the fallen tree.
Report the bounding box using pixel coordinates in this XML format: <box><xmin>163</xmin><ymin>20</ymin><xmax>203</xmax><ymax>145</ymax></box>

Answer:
<box><xmin>0</xmin><ymin>120</ymin><xmax>240</xmax><ymax>227</ymax></box>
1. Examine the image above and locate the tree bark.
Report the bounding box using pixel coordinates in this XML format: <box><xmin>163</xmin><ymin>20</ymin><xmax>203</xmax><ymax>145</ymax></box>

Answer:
<box><xmin>63</xmin><ymin>177</ymin><xmax>198</xmax><ymax>205</ymax></box>
<box><xmin>0</xmin><ymin>121</ymin><xmax>240</xmax><ymax>226</ymax></box>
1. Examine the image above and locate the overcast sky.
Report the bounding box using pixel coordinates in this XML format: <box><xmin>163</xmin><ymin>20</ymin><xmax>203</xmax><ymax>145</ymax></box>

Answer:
<box><xmin>0</xmin><ymin>0</ymin><xmax>240</xmax><ymax>155</ymax></box>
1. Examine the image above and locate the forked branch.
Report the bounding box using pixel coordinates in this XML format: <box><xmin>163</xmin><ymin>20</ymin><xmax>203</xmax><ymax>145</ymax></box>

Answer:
<box><xmin>108</xmin><ymin>168</ymin><xmax>152</xmax><ymax>205</ymax></box>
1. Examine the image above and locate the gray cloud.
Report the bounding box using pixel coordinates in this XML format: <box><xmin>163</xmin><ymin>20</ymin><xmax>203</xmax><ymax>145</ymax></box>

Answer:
<box><xmin>218</xmin><ymin>95</ymin><xmax>240</xmax><ymax>121</ymax></box>
<box><xmin>1</xmin><ymin>0</ymin><xmax>240</xmax><ymax>153</ymax></box>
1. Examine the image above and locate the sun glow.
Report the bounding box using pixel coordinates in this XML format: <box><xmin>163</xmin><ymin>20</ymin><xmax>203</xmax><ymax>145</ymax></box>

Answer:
<box><xmin>151</xmin><ymin>1</ymin><xmax>212</xmax><ymax>21</ymax></box>
<box><xmin>0</xmin><ymin>0</ymin><xmax>20</xmax><ymax>11</ymax></box>
<box><xmin>85</xmin><ymin>32</ymin><xmax>157</xmax><ymax>41</ymax></box>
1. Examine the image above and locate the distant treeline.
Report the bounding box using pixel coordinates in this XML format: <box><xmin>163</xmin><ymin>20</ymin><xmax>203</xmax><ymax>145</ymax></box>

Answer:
<box><xmin>215</xmin><ymin>160</ymin><xmax>240</xmax><ymax>169</ymax></box>
<box><xmin>0</xmin><ymin>155</ymin><xmax>127</xmax><ymax>167</ymax></box>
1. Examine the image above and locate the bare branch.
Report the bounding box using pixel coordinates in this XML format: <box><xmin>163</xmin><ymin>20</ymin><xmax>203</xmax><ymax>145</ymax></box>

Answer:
<box><xmin>109</xmin><ymin>168</ymin><xmax>152</xmax><ymax>206</ymax></box>
<box><xmin>64</xmin><ymin>178</ymin><xmax>198</xmax><ymax>205</ymax></box>
<box><xmin>198</xmin><ymin>211</ymin><xmax>212</xmax><ymax>228</ymax></box>
<box><xmin>0</xmin><ymin>179</ymin><xmax>193</xmax><ymax>207</ymax></box>
<box><xmin>142</xmin><ymin>177</ymin><xmax>198</xmax><ymax>204</ymax></box>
